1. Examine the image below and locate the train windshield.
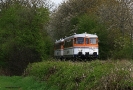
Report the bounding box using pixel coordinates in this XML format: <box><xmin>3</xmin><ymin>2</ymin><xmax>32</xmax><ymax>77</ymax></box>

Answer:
<box><xmin>77</xmin><ymin>37</ymin><xmax>84</xmax><ymax>44</ymax></box>
<box><xmin>90</xmin><ymin>38</ymin><xmax>97</xmax><ymax>44</ymax></box>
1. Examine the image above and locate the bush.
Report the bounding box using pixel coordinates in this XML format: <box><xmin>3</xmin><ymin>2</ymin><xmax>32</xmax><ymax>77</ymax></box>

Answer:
<box><xmin>24</xmin><ymin>60</ymin><xmax>133</xmax><ymax>90</ymax></box>
<box><xmin>0</xmin><ymin>0</ymin><xmax>52</xmax><ymax>75</ymax></box>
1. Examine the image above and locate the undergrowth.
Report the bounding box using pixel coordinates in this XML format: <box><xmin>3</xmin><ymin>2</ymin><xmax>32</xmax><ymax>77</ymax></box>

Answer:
<box><xmin>24</xmin><ymin>60</ymin><xmax>133</xmax><ymax>90</ymax></box>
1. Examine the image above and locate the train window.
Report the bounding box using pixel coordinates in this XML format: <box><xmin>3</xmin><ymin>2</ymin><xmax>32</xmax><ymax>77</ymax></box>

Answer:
<box><xmin>85</xmin><ymin>38</ymin><xmax>89</xmax><ymax>44</ymax></box>
<box><xmin>55</xmin><ymin>43</ymin><xmax>61</xmax><ymax>49</ymax></box>
<box><xmin>74</xmin><ymin>38</ymin><xmax>76</xmax><ymax>44</ymax></box>
<box><xmin>90</xmin><ymin>38</ymin><xmax>96</xmax><ymax>44</ymax></box>
<box><xmin>64</xmin><ymin>39</ymin><xmax>73</xmax><ymax>48</ymax></box>
<box><xmin>77</xmin><ymin>37</ymin><xmax>84</xmax><ymax>44</ymax></box>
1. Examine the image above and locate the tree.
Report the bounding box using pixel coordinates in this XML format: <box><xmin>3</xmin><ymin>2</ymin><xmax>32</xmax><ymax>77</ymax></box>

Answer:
<box><xmin>49</xmin><ymin>0</ymin><xmax>101</xmax><ymax>40</ymax></box>
<box><xmin>98</xmin><ymin>0</ymin><xmax>133</xmax><ymax>59</ymax></box>
<box><xmin>0</xmin><ymin>0</ymin><xmax>52</xmax><ymax>75</ymax></box>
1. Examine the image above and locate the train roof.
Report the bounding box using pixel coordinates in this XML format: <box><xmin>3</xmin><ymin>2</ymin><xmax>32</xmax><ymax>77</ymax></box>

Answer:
<box><xmin>55</xmin><ymin>32</ymin><xmax>98</xmax><ymax>43</ymax></box>
<box><xmin>64</xmin><ymin>32</ymin><xmax>98</xmax><ymax>40</ymax></box>
<box><xmin>55</xmin><ymin>39</ymin><xmax>64</xmax><ymax>44</ymax></box>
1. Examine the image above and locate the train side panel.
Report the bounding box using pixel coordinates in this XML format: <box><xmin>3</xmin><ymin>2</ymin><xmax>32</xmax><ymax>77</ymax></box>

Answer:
<box><xmin>54</xmin><ymin>49</ymin><xmax>63</xmax><ymax>57</ymax></box>
<box><xmin>63</xmin><ymin>47</ymin><xmax>98</xmax><ymax>58</ymax></box>
<box><xmin>63</xmin><ymin>47</ymin><xmax>74</xmax><ymax>57</ymax></box>
<box><xmin>73</xmin><ymin>47</ymin><xmax>98</xmax><ymax>55</ymax></box>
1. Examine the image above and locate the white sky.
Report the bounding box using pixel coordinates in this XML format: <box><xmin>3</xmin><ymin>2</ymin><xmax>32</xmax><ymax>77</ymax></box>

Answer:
<box><xmin>51</xmin><ymin>0</ymin><xmax>63</xmax><ymax>5</ymax></box>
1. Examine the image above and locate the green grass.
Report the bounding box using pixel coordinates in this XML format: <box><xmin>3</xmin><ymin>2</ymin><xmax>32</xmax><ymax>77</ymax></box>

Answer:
<box><xmin>0</xmin><ymin>76</ymin><xmax>57</xmax><ymax>90</ymax></box>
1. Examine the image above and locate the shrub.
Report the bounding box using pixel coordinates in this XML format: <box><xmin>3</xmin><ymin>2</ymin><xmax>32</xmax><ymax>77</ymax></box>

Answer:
<box><xmin>0</xmin><ymin>0</ymin><xmax>52</xmax><ymax>75</ymax></box>
<box><xmin>25</xmin><ymin>60</ymin><xmax>133</xmax><ymax>90</ymax></box>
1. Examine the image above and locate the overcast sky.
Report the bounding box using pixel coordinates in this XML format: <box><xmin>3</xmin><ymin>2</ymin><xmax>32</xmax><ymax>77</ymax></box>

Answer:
<box><xmin>51</xmin><ymin>0</ymin><xmax>63</xmax><ymax>5</ymax></box>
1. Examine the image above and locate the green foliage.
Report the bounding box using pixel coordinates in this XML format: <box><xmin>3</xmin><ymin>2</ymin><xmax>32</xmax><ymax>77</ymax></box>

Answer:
<box><xmin>25</xmin><ymin>60</ymin><xmax>133</xmax><ymax>90</ymax></box>
<box><xmin>77</xmin><ymin>14</ymin><xmax>98</xmax><ymax>34</ymax></box>
<box><xmin>112</xmin><ymin>37</ymin><xmax>133</xmax><ymax>59</ymax></box>
<box><xmin>0</xmin><ymin>0</ymin><xmax>52</xmax><ymax>75</ymax></box>
<box><xmin>49</xmin><ymin>0</ymin><xmax>102</xmax><ymax>39</ymax></box>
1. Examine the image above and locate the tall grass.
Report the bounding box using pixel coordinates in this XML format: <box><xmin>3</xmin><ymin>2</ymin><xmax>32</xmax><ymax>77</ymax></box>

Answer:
<box><xmin>25</xmin><ymin>60</ymin><xmax>133</xmax><ymax>90</ymax></box>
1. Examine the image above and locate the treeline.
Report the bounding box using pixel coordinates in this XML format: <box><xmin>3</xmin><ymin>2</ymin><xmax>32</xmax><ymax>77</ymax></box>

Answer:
<box><xmin>49</xmin><ymin>0</ymin><xmax>133</xmax><ymax>59</ymax></box>
<box><xmin>1</xmin><ymin>0</ymin><xmax>133</xmax><ymax>75</ymax></box>
<box><xmin>0</xmin><ymin>0</ymin><xmax>53</xmax><ymax>75</ymax></box>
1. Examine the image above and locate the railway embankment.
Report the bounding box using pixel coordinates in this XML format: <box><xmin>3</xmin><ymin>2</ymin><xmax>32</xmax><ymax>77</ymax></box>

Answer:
<box><xmin>24</xmin><ymin>60</ymin><xmax>133</xmax><ymax>90</ymax></box>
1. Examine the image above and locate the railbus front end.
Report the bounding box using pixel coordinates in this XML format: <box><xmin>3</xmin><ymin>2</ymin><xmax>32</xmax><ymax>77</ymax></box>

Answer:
<box><xmin>73</xmin><ymin>36</ymin><xmax>98</xmax><ymax>60</ymax></box>
<box><xmin>63</xmin><ymin>33</ymin><xmax>99</xmax><ymax>60</ymax></box>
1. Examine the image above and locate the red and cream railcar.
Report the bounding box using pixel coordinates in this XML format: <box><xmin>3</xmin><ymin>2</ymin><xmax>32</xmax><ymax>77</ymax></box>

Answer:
<box><xmin>63</xmin><ymin>32</ymin><xmax>98</xmax><ymax>59</ymax></box>
<box><xmin>54</xmin><ymin>32</ymin><xmax>98</xmax><ymax>60</ymax></box>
